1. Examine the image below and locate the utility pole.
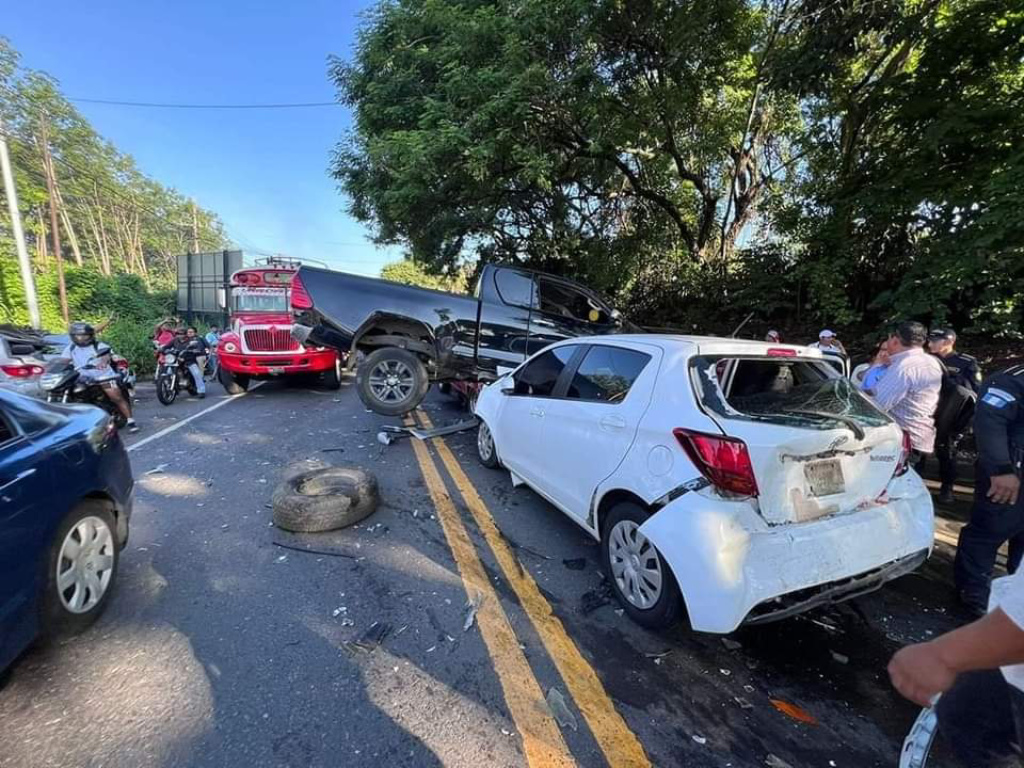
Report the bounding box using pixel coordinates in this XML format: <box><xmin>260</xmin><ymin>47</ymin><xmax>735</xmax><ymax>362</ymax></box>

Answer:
<box><xmin>39</xmin><ymin>113</ymin><xmax>69</xmax><ymax>325</ymax></box>
<box><xmin>190</xmin><ymin>200</ymin><xmax>200</xmax><ymax>254</ymax></box>
<box><xmin>0</xmin><ymin>117</ymin><xmax>42</xmax><ymax>328</ymax></box>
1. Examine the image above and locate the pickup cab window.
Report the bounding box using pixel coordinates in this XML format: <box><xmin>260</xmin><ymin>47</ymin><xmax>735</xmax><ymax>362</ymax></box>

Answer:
<box><xmin>538</xmin><ymin>278</ymin><xmax>609</xmax><ymax>324</ymax></box>
<box><xmin>494</xmin><ymin>269</ymin><xmax>537</xmax><ymax>309</ymax></box>
<box><xmin>513</xmin><ymin>347</ymin><xmax>575</xmax><ymax>397</ymax></box>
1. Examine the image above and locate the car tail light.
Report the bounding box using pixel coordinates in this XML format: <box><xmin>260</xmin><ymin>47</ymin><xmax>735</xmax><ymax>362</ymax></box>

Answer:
<box><xmin>1</xmin><ymin>364</ymin><xmax>44</xmax><ymax>378</ymax></box>
<box><xmin>674</xmin><ymin>428</ymin><xmax>759</xmax><ymax>497</ymax></box>
<box><xmin>894</xmin><ymin>430</ymin><xmax>913</xmax><ymax>477</ymax></box>
<box><xmin>767</xmin><ymin>348</ymin><xmax>796</xmax><ymax>357</ymax></box>
<box><xmin>290</xmin><ymin>274</ymin><xmax>313</xmax><ymax>310</ymax></box>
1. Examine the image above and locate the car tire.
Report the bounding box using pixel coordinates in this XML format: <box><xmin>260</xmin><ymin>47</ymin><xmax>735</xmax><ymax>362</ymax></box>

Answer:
<box><xmin>601</xmin><ymin>502</ymin><xmax>683</xmax><ymax>630</ymax></box>
<box><xmin>477</xmin><ymin>420</ymin><xmax>501</xmax><ymax>469</ymax></box>
<box><xmin>219</xmin><ymin>368</ymin><xmax>250</xmax><ymax>395</ymax></box>
<box><xmin>321</xmin><ymin>365</ymin><xmax>341</xmax><ymax>391</ymax></box>
<box><xmin>41</xmin><ymin>502</ymin><xmax>120</xmax><ymax>637</ymax></box>
<box><xmin>356</xmin><ymin>347</ymin><xmax>430</xmax><ymax>416</ymax></box>
<box><xmin>156</xmin><ymin>373</ymin><xmax>177</xmax><ymax>405</ymax></box>
<box><xmin>272</xmin><ymin>467</ymin><xmax>379</xmax><ymax>533</ymax></box>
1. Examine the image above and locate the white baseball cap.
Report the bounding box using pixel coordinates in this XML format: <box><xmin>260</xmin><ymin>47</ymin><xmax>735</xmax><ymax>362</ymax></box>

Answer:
<box><xmin>819</xmin><ymin>329</ymin><xmax>836</xmax><ymax>338</ymax></box>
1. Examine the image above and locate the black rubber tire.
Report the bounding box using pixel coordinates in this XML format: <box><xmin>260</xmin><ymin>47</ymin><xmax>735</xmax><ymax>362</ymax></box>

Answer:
<box><xmin>156</xmin><ymin>372</ymin><xmax>176</xmax><ymax>405</ymax></box>
<box><xmin>476</xmin><ymin>419</ymin><xmax>501</xmax><ymax>469</ymax></box>
<box><xmin>321</xmin><ymin>365</ymin><xmax>341</xmax><ymax>390</ymax></box>
<box><xmin>186</xmin><ymin>375</ymin><xmax>198</xmax><ymax>397</ymax></box>
<box><xmin>219</xmin><ymin>367</ymin><xmax>250</xmax><ymax>395</ymax></box>
<box><xmin>272</xmin><ymin>467</ymin><xmax>379</xmax><ymax>533</ymax></box>
<box><xmin>356</xmin><ymin>347</ymin><xmax>430</xmax><ymax>416</ymax></box>
<box><xmin>41</xmin><ymin>502</ymin><xmax>120</xmax><ymax>637</ymax></box>
<box><xmin>601</xmin><ymin>502</ymin><xmax>683</xmax><ymax>630</ymax></box>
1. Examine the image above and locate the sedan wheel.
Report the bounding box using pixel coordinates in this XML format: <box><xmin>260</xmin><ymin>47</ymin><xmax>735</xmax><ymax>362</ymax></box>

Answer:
<box><xmin>477</xmin><ymin>420</ymin><xmax>500</xmax><ymax>469</ymax></box>
<box><xmin>601</xmin><ymin>502</ymin><xmax>683</xmax><ymax>629</ymax></box>
<box><xmin>57</xmin><ymin>516</ymin><xmax>116</xmax><ymax>614</ymax></box>
<box><xmin>608</xmin><ymin>520</ymin><xmax>662</xmax><ymax>609</ymax></box>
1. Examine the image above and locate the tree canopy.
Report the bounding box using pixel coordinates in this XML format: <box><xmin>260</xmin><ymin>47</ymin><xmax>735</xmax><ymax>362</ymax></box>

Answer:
<box><xmin>334</xmin><ymin>0</ymin><xmax>1023</xmax><ymax>337</ymax></box>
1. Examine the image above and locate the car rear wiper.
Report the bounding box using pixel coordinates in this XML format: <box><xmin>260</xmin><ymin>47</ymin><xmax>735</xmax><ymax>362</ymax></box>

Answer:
<box><xmin>785</xmin><ymin>410</ymin><xmax>866</xmax><ymax>441</ymax></box>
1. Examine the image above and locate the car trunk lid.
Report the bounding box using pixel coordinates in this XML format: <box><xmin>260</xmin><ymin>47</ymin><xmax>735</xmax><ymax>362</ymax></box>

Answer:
<box><xmin>690</xmin><ymin>349</ymin><xmax>903</xmax><ymax>525</ymax></box>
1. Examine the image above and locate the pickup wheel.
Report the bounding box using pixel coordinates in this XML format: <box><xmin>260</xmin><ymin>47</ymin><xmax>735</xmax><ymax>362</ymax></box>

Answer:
<box><xmin>219</xmin><ymin>368</ymin><xmax>249</xmax><ymax>395</ymax></box>
<box><xmin>601</xmin><ymin>502</ymin><xmax>683</xmax><ymax>630</ymax></box>
<box><xmin>357</xmin><ymin>348</ymin><xmax>429</xmax><ymax>416</ymax></box>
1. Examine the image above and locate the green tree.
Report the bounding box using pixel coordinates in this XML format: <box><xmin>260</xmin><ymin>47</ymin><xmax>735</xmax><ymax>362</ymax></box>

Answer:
<box><xmin>380</xmin><ymin>259</ymin><xmax>469</xmax><ymax>293</ymax></box>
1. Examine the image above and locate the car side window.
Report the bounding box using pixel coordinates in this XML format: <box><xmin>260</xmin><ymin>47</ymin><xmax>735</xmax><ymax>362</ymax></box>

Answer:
<box><xmin>537</xmin><ymin>278</ymin><xmax>606</xmax><ymax>324</ymax></box>
<box><xmin>0</xmin><ymin>408</ymin><xmax>17</xmax><ymax>445</ymax></box>
<box><xmin>566</xmin><ymin>346</ymin><xmax>651</xmax><ymax>403</ymax></box>
<box><xmin>513</xmin><ymin>347</ymin><xmax>575</xmax><ymax>397</ymax></box>
<box><xmin>494</xmin><ymin>269</ymin><xmax>538</xmax><ymax>309</ymax></box>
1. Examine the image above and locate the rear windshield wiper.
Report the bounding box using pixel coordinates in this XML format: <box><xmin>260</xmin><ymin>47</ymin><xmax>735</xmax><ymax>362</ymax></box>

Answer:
<box><xmin>784</xmin><ymin>410</ymin><xmax>866</xmax><ymax>441</ymax></box>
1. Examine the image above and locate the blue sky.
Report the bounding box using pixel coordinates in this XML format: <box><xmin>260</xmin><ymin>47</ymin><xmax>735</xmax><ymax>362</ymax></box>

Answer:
<box><xmin>4</xmin><ymin>0</ymin><xmax>401</xmax><ymax>276</ymax></box>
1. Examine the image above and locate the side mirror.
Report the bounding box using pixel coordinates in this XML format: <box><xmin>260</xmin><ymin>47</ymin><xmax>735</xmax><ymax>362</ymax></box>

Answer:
<box><xmin>610</xmin><ymin>308</ymin><xmax>623</xmax><ymax>326</ymax></box>
<box><xmin>499</xmin><ymin>378</ymin><xmax>515</xmax><ymax>395</ymax></box>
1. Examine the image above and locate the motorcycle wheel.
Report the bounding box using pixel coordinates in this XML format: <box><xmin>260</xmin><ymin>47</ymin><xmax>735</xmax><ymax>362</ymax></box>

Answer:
<box><xmin>156</xmin><ymin>373</ymin><xmax>177</xmax><ymax>405</ymax></box>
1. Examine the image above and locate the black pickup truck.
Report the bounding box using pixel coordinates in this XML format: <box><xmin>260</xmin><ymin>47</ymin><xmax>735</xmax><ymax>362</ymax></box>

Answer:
<box><xmin>291</xmin><ymin>264</ymin><xmax>634</xmax><ymax>415</ymax></box>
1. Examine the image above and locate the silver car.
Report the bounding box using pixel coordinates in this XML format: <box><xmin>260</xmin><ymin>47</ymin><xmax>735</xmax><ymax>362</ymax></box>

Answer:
<box><xmin>0</xmin><ymin>334</ymin><xmax>48</xmax><ymax>397</ymax></box>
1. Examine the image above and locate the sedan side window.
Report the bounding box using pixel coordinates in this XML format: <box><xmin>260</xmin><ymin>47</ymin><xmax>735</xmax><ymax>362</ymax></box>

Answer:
<box><xmin>513</xmin><ymin>347</ymin><xmax>575</xmax><ymax>397</ymax></box>
<box><xmin>0</xmin><ymin>408</ymin><xmax>17</xmax><ymax>445</ymax></box>
<box><xmin>566</xmin><ymin>346</ymin><xmax>651</xmax><ymax>403</ymax></box>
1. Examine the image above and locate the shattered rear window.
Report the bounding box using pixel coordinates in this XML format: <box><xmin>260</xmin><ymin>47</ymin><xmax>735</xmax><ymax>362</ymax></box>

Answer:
<box><xmin>691</xmin><ymin>356</ymin><xmax>891</xmax><ymax>431</ymax></box>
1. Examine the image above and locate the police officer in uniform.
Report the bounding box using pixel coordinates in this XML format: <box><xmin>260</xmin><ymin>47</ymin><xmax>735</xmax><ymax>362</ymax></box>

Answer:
<box><xmin>953</xmin><ymin>364</ymin><xmax>1024</xmax><ymax>617</ymax></box>
<box><xmin>928</xmin><ymin>328</ymin><xmax>983</xmax><ymax>503</ymax></box>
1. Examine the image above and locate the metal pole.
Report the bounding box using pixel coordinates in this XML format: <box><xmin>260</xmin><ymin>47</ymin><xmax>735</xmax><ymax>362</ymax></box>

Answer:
<box><xmin>0</xmin><ymin>117</ymin><xmax>41</xmax><ymax>329</ymax></box>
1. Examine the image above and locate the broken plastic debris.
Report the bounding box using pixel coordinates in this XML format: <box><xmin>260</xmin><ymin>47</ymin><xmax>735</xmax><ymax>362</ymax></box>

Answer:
<box><xmin>145</xmin><ymin>464</ymin><xmax>169</xmax><ymax>475</ymax></box>
<box><xmin>645</xmin><ymin>650</ymin><xmax>672</xmax><ymax>661</ymax></box>
<box><xmin>830</xmin><ymin>650</ymin><xmax>849</xmax><ymax>664</ymax></box>
<box><xmin>722</xmin><ymin>638</ymin><xmax>743</xmax><ymax>651</ymax></box>
<box><xmin>562</xmin><ymin>558</ymin><xmax>586</xmax><ymax>570</ymax></box>
<box><xmin>770</xmin><ymin>699</ymin><xmax>818</xmax><ymax>725</ymax></box>
<box><xmin>692</xmin><ymin>735</ymin><xmax>707</xmax><ymax>745</ymax></box>
<box><xmin>720</xmin><ymin>668</ymin><xmax>732</xmax><ymax>676</ymax></box>
<box><xmin>546</xmin><ymin>688</ymin><xmax>578</xmax><ymax>732</ymax></box>
<box><xmin>464</xmin><ymin>594</ymin><xmax>482</xmax><ymax>631</ymax></box>
<box><xmin>734</xmin><ymin>696</ymin><xmax>754</xmax><ymax>710</ymax></box>
<box><xmin>765</xmin><ymin>755</ymin><xmax>794</xmax><ymax>768</ymax></box>
<box><xmin>276</xmin><ymin>555</ymin><xmax>287</xmax><ymax>563</ymax></box>
<box><xmin>332</xmin><ymin>606</ymin><xmax>348</xmax><ymax>617</ymax></box>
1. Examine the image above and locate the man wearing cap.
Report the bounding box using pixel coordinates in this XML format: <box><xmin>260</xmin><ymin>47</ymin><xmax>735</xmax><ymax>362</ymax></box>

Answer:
<box><xmin>809</xmin><ymin>329</ymin><xmax>846</xmax><ymax>358</ymax></box>
<box><xmin>872</xmin><ymin>321</ymin><xmax>944</xmax><ymax>463</ymax></box>
<box><xmin>954</xmin><ymin>364</ymin><xmax>1024</xmax><ymax>617</ymax></box>
<box><xmin>927</xmin><ymin>328</ymin><xmax>983</xmax><ymax>503</ymax></box>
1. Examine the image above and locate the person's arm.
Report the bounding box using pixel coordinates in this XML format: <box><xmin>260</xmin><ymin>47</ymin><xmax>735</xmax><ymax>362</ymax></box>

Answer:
<box><xmin>967</xmin><ymin>358</ymin><xmax>983</xmax><ymax>394</ymax></box>
<box><xmin>889</xmin><ymin>608</ymin><xmax>1024</xmax><ymax>706</ymax></box>
<box><xmin>871</xmin><ymin>362</ymin><xmax>908</xmax><ymax>413</ymax></box>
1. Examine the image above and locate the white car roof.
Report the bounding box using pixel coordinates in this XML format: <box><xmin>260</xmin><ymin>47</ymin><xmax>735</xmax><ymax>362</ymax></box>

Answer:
<box><xmin>549</xmin><ymin>333</ymin><xmax>826</xmax><ymax>359</ymax></box>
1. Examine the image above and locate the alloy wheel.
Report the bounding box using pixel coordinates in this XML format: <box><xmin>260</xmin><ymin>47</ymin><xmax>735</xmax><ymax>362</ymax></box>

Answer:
<box><xmin>368</xmin><ymin>360</ymin><xmax>415</xmax><ymax>403</ymax></box>
<box><xmin>478</xmin><ymin>421</ymin><xmax>495</xmax><ymax>462</ymax></box>
<box><xmin>56</xmin><ymin>516</ymin><xmax>115</xmax><ymax>614</ymax></box>
<box><xmin>608</xmin><ymin>520</ymin><xmax>663</xmax><ymax>609</ymax></box>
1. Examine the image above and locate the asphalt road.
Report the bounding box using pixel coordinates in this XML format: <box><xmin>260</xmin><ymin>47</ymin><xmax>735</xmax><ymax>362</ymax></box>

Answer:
<box><xmin>0</xmin><ymin>374</ymin><xmax>978</xmax><ymax>767</ymax></box>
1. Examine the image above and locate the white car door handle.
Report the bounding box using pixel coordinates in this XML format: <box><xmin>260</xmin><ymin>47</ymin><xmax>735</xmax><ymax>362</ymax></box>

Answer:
<box><xmin>0</xmin><ymin>468</ymin><xmax>36</xmax><ymax>492</ymax></box>
<box><xmin>600</xmin><ymin>416</ymin><xmax>626</xmax><ymax>431</ymax></box>
<box><xmin>530</xmin><ymin>407</ymin><xmax>545</xmax><ymax>417</ymax></box>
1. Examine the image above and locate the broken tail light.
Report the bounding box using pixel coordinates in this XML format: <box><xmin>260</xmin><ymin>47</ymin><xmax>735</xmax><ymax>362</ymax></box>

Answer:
<box><xmin>290</xmin><ymin>274</ymin><xmax>313</xmax><ymax>310</ymax></box>
<box><xmin>673</xmin><ymin>428</ymin><xmax>759</xmax><ymax>497</ymax></box>
<box><xmin>894</xmin><ymin>430</ymin><xmax>913</xmax><ymax>477</ymax></box>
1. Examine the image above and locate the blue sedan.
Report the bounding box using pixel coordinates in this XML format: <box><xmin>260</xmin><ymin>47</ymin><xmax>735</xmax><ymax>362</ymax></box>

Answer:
<box><xmin>0</xmin><ymin>389</ymin><xmax>133</xmax><ymax>673</ymax></box>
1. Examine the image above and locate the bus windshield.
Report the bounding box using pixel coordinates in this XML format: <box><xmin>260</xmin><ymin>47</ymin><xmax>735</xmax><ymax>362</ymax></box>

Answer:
<box><xmin>232</xmin><ymin>287</ymin><xmax>288</xmax><ymax>312</ymax></box>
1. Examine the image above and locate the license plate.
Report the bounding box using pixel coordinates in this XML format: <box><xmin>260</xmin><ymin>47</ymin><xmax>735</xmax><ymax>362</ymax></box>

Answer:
<box><xmin>268</xmin><ymin>366</ymin><xmax>285</xmax><ymax>375</ymax></box>
<box><xmin>805</xmin><ymin>459</ymin><xmax>845</xmax><ymax>497</ymax></box>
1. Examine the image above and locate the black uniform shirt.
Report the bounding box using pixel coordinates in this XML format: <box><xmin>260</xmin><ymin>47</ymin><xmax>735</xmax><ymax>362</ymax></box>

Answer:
<box><xmin>975</xmin><ymin>365</ymin><xmax>1024</xmax><ymax>477</ymax></box>
<box><xmin>939</xmin><ymin>351</ymin><xmax>982</xmax><ymax>393</ymax></box>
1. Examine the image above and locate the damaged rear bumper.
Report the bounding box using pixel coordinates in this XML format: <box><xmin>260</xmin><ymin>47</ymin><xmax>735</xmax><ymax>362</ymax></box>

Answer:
<box><xmin>639</xmin><ymin>479</ymin><xmax>935</xmax><ymax>633</ymax></box>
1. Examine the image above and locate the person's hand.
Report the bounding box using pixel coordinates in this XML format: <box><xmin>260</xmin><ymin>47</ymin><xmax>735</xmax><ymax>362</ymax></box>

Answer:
<box><xmin>988</xmin><ymin>474</ymin><xmax>1021</xmax><ymax>506</ymax></box>
<box><xmin>888</xmin><ymin>642</ymin><xmax>957</xmax><ymax>707</ymax></box>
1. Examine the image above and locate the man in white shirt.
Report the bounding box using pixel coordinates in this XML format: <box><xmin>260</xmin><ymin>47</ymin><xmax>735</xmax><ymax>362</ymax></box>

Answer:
<box><xmin>889</xmin><ymin>572</ymin><xmax>1024</xmax><ymax>765</ymax></box>
<box><xmin>61</xmin><ymin>322</ymin><xmax>138</xmax><ymax>431</ymax></box>
<box><xmin>809</xmin><ymin>329</ymin><xmax>846</xmax><ymax>357</ymax></box>
<box><xmin>871</xmin><ymin>321</ymin><xmax>944</xmax><ymax>460</ymax></box>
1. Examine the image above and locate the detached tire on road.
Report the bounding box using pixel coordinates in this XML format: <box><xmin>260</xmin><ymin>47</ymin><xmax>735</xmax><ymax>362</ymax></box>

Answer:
<box><xmin>219</xmin><ymin>368</ymin><xmax>250</xmax><ymax>395</ymax></box>
<box><xmin>272</xmin><ymin>467</ymin><xmax>379</xmax><ymax>533</ymax></box>
<box><xmin>356</xmin><ymin>347</ymin><xmax>429</xmax><ymax>416</ymax></box>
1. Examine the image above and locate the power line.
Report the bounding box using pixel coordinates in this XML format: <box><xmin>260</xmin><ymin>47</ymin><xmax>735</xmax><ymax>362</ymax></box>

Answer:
<box><xmin>69</xmin><ymin>98</ymin><xmax>340</xmax><ymax>110</ymax></box>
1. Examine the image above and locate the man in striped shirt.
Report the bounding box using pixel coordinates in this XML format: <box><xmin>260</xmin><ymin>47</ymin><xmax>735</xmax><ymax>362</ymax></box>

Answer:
<box><xmin>872</xmin><ymin>321</ymin><xmax>944</xmax><ymax>461</ymax></box>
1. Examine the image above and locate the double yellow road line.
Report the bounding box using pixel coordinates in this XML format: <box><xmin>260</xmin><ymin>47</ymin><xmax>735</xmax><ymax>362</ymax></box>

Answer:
<box><xmin>407</xmin><ymin>411</ymin><xmax>651</xmax><ymax>768</ymax></box>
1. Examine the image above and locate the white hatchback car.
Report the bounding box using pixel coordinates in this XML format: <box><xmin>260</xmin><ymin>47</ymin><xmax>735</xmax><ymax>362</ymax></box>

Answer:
<box><xmin>474</xmin><ymin>335</ymin><xmax>934</xmax><ymax>634</ymax></box>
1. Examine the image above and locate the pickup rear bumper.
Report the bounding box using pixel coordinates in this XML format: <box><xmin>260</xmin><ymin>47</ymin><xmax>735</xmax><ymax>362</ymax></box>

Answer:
<box><xmin>291</xmin><ymin>321</ymin><xmax>352</xmax><ymax>352</ymax></box>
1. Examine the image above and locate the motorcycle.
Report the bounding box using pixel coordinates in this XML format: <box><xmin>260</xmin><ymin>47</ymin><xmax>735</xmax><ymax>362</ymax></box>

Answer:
<box><xmin>155</xmin><ymin>341</ymin><xmax>203</xmax><ymax>405</ymax></box>
<box><xmin>39</xmin><ymin>346</ymin><xmax>136</xmax><ymax>428</ymax></box>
